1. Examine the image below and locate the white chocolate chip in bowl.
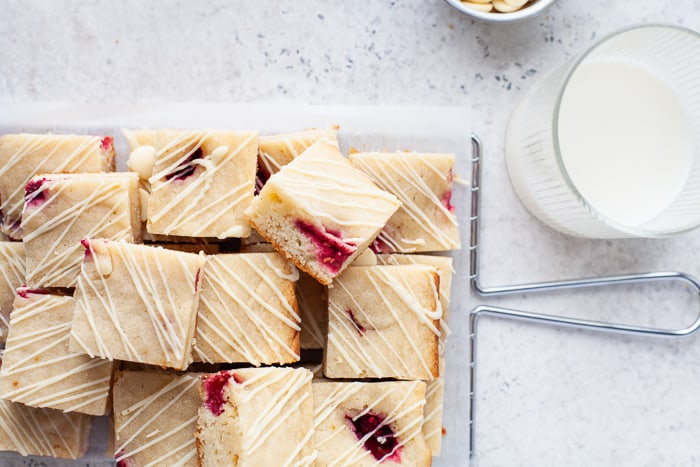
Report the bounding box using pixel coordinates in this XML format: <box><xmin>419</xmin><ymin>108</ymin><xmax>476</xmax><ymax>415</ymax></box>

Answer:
<box><xmin>493</xmin><ymin>0</ymin><xmax>522</xmax><ymax>12</ymax></box>
<box><xmin>462</xmin><ymin>1</ymin><xmax>493</xmax><ymax>12</ymax></box>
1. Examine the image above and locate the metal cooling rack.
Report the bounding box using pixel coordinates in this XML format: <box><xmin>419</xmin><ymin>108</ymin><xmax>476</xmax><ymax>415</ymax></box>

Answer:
<box><xmin>467</xmin><ymin>134</ymin><xmax>700</xmax><ymax>459</ymax></box>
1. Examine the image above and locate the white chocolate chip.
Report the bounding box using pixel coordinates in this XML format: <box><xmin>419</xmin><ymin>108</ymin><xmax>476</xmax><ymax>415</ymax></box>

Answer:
<box><xmin>352</xmin><ymin>248</ymin><xmax>377</xmax><ymax>266</ymax></box>
<box><xmin>211</xmin><ymin>145</ymin><xmax>229</xmax><ymax>160</ymax></box>
<box><xmin>87</xmin><ymin>240</ymin><xmax>113</xmax><ymax>276</ymax></box>
<box><xmin>128</xmin><ymin>145</ymin><xmax>156</xmax><ymax>181</ymax></box>
<box><xmin>90</xmin><ymin>239</ymin><xmax>109</xmax><ymax>255</ymax></box>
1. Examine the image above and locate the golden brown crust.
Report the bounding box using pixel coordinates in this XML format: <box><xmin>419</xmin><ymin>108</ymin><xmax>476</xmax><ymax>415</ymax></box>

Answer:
<box><xmin>283</xmin><ymin>280</ymin><xmax>302</xmax><ymax>359</ymax></box>
<box><xmin>428</xmin><ymin>270</ymin><xmax>440</xmax><ymax>378</ymax></box>
<box><xmin>195</xmin><ymin>428</ymin><xmax>204</xmax><ymax>467</ymax></box>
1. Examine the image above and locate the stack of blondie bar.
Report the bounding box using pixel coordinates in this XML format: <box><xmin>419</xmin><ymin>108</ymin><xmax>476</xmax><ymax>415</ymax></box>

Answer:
<box><xmin>0</xmin><ymin>127</ymin><xmax>460</xmax><ymax>466</ymax></box>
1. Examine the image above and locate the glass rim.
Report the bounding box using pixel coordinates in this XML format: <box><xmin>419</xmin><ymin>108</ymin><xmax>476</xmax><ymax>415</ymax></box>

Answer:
<box><xmin>551</xmin><ymin>23</ymin><xmax>700</xmax><ymax>238</ymax></box>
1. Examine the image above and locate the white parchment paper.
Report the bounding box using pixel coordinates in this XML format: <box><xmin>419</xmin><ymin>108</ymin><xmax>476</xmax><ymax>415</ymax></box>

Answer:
<box><xmin>0</xmin><ymin>103</ymin><xmax>472</xmax><ymax>467</ymax></box>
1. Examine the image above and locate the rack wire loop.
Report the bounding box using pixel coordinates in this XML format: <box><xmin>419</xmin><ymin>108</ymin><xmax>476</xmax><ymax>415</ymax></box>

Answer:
<box><xmin>467</xmin><ymin>133</ymin><xmax>700</xmax><ymax>459</ymax></box>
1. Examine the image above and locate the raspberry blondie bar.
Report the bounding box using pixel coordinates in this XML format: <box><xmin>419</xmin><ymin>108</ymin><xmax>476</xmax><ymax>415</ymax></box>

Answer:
<box><xmin>196</xmin><ymin>367</ymin><xmax>315</xmax><ymax>466</ymax></box>
<box><xmin>0</xmin><ymin>289</ymin><xmax>113</xmax><ymax>415</ymax></box>
<box><xmin>324</xmin><ymin>265</ymin><xmax>441</xmax><ymax>380</ymax></box>
<box><xmin>124</xmin><ymin>129</ymin><xmax>258</xmax><ymax>238</ymax></box>
<box><xmin>246</xmin><ymin>138</ymin><xmax>401</xmax><ymax>285</ymax></box>
<box><xmin>69</xmin><ymin>240</ymin><xmax>206</xmax><ymax>370</ymax></box>
<box><xmin>194</xmin><ymin>252</ymin><xmax>301</xmax><ymax>366</ymax></box>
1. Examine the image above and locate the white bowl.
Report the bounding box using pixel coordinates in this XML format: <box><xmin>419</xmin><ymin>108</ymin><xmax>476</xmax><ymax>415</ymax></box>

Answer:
<box><xmin>444</xmin><ymin>0</ymin><xmax>557</xmax><ymax>23</ymax></box>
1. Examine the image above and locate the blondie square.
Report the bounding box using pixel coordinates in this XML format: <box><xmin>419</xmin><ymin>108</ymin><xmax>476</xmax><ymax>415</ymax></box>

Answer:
<box><xmin>349</xmin><ymin>151</ymin><xmax>460</xmax><ymax>252</ymax></box>
<box><xmin>69</xmin><ymin>240</ymin><xmax>206</xmax><ymax>370</ymax></box>
<box><xmin>324</xmin><ymin>265</ymin><xmax>441</xmax><ymax>380</ymax></box>
<box><xmin>246</xmin><ymin>138</ymin><xmax>401</xmax><ymax>285</ymax></box>
<box><xmin>312</xmin><ymin>380</ymin><xmax>430</xmax><ymax>466</ymax></box>
<box><xmin>113</xmin><ymin>370</ymin><xmax>201</xmax><ymax>466</ymax></box>
<box><xmin>22</xmin><ymin>173</ymin><xmax>141</xmax><ymax>288</ymax></box>
<box><xmin>0</xmin><ymin>133</ymin><xmax>115</xmax><ymax>239</ymax></box>
<box><xmin>196</xmin><ymin>367</ymin><xmax>315</xmax><ymax>466</ymax></box>
<box><xmin>124</xmin><ymin>129</ymin><xmax>258</xmax><ymax>238</ymax></box>
<box><xmin>193</xmin><ymin>252</ymin><xmax>301</xmax><ymax>365</ymax></box>
<box><xmin>0</xmin><ymin>289</ymin><xmax>113</xmax><ymax>415</ymax></box>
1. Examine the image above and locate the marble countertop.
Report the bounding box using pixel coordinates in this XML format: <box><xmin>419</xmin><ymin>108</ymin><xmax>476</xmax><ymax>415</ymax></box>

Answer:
<box><xmin>3</xmin><ymin>1</ymin><xmax>700</xmax><ymax>465</ymax></box>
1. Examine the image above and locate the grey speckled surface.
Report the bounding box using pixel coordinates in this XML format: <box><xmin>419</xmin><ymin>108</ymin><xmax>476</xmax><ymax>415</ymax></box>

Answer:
<box><xmin>0</xmin><ymin>0</ymin><xmax>698</xmax><ymax>106</ymax></box>
<box><xmin>4</xmin><ymin>1</ymin><xmax>700</xmax><ymax>466</ymax></box>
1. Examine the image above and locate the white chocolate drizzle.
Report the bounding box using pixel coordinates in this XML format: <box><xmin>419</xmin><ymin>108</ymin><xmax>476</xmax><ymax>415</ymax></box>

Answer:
<box><xmin>21</xmin><ymin>175</ymin><xmax>135</xmax><ymax>287</ymax></box>
<box><xmin>313</xmin><ymin>381</ymin><xmax>426</xmax><ymax>466</ymax></box>
<box><xmin>350</xmin><ymin>152</ymin><xmax>459</xmax><ymax>252</ymax></box>
<box><xmin>0</xmin><ymin>293</ymin><xmax>112</xmax><ymax>414</ymax></box>
<box><xmin>194</xmin><ymin>254</ymin><xmax>300</xmax><ymax>365</ymax></box>
<box><xmin>0</xmin><ymin>244</ymin><xmax>24</xmax><ymax>292</ymax></box>
<box><xmin>258</xmin><ymin>138</ymin><xmax>401</xmax><ymax>240</ymax></box>
<box><xmin>263</xmin><ymin>254</ymin><xmax>300</xmax><ymax>282</ymax></box>
<box><xmin>376</xmin><ymin>254</ymin><xmax>454</xmax><ymax>355</ymax></box>
<box><xmin>282</xmin><ymin>160</ymin><xmax>400</xmax><ymax>232</ymax></box>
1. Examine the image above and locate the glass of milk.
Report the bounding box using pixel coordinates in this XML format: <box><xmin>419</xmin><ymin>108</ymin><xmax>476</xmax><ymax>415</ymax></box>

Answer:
<box><xmin>505</xmin><ymin>24</ymin><xmax>700</xmax><ymax>238</ymax></box>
